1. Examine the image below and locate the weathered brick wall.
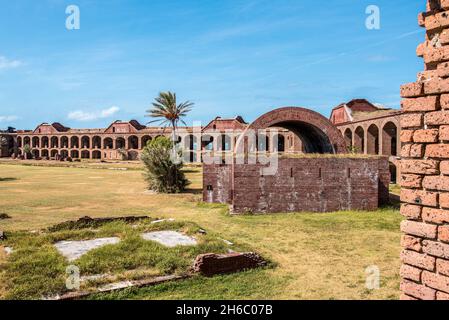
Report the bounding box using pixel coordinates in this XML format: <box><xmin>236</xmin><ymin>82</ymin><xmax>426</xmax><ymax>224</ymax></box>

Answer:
<box><xmin>399</xmin><ymin>0</ymin><xmax>449</xmax><ymax>300</ymax></box>
<box><xmin>204</xmin><ymin>157</ymin><xmax>389</xmax><ymax>214</ymax></box>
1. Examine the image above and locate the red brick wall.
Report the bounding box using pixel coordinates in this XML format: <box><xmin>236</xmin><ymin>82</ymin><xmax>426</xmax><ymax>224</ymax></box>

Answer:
<box><xmin>399</xmin><ymin>0</ymin><xmax>449</xmax><ymax>300</ymax></box>
<box><xmin>204</xmin><ymin>157</ymin><xmax>389</xmax><ymax>214</ymax></box>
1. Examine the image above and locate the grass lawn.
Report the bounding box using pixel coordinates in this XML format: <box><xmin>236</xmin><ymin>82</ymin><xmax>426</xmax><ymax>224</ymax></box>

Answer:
<box><xmin>0</xmin><ymin>161</ymin><xmax>403</xmax><ymax>300</ymax></box>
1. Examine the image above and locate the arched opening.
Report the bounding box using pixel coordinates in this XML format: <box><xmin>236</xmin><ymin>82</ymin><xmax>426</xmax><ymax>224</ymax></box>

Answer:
<box><xmin>41</xmin><ymin>136</ymin><xmax>49</xmax><ymax>148</ymax></box>
<box><xmin>390</xmin><ymin>163</ymin><xmax>397</xmax><ymax>184</ymax></box>
<box><xmin>185</xmin><ymin>135</ymin><xmax>197</xmax><ymax>151</ymax></box>
<box><xmin>24</xmin><ymin>136</ymin><xmax>31</xmax><ymax>147</ymax></box>
<box><xmin>60</xmin><ymin>150</ymin><xmax>69</xmax><ymax>159</ymax></box>
<box><xmin>273</xmin><ymin>134</ymin><xmax>285</xmax><ymax>152</ymax></box>
<box><xmin>382</xmin><ymin>122</ymin><xmax>398</xmax><ymax>156</ymax></box>
<box><xmin>354</xmin><ymin>127</ymin><xmax>365</xmax><ymax>154</ymax></box>
<box><xmin>17</xmin><ymin>137</ymin><xmax>22</xmax><ymax>148</ymax></box>
<box><xmin>128</xmin><ymin>150</ymin><xmax>139</xmax><ymax>160</ymax></box>
<box><xmin>92</xmin><ymin>136</ymin><xmax>101</xmax><ymax>149</ymax></box>
<box><xmin>185</xmin><ymin>151</ymin><xmax>197</xmax><ymax>163</ymax></box>
<box><xmin>344</xmin><ymin>129</ymin><xmax>352</xmax><ymax>151</ymax></box>
<box><xmin>61</xmin><ymin>136</ymin><xmax>69</xmax><ymax>148</ymax></box>
<box><xmin>32</xmin><ymin>149</ymin><xmax>40</xmax><ymax>159</ymax></box>
<box><xmin>103</xmin><ymin>138</ymin><xmax>113</xmax><ymax>149</ymax></box>
<box><xmin>116</xmin><ymin>137</ymin><xmax>125</xmax><ymax>149</ymax></box>
<box><xmin>81</xmin><ymin>150</ymin><xmax>90</xmax><ymax>159</ymax></box>
<box><xmin>70</xmin><ymin>136</ymin><xmax>79</xmax><ymax>149</ymax></box>
<box><xmin>70</xmin><ymin>150</ymin><xmax>79</xmax><ymax>158</ymax></box>
<box><xmin>51</xmin><ymin>150</ymin><xmax>58</xmax><ymax>159</ymax></box>
<box><xmin>32</xmin><ymin>137</ymin><xmax>40</xmax><ymax>148</ymax></box>
<box><xmin>202</xmin><ymin>135</ymin><xmax>214</xmax><ymax>151</ymax></box>
<box><xmin>41</xmin><ymin>149</ymin><xmax>49</xmax><ymax>159</ymax></box>
<box><xmin>141</xmin><ymin>136</ymin><xmax>151</xmax><ymax>148</ymax></box>
<box><xmin>220</xmin><ymin>134</ymin><xmax>232</xmax><ymax>151</ymax></box>
<box><xmin>51</xmin><ymin>136</ymin><xmax>59</xmax><ymax>148</ymax></box>
<box><xmin>257</xmin><ymin>134</ymin><xmax>269</xmax><ymax>152</ymax></box>
<box><xmin>245</xmin><ymin>108</ymin><xmax>346</xmax><ymax>154</ymax></box>
<box><xmin>367</xmin><ymin>124</ymin><xmax>380</xmax><ymax>155</ymax></box>
<box><xmin>128</xmin><ymin>136</ymin><xmax>139</xmax><ymax>149</ymax></box>
<box><xmin>81</xmin><ymin>136</ymin><xmax>90</xmax><ymax>149</ymax></box>
<box><xmin>92</xmin><ymin>150</ymin><xmax>101</xmax><ymax>159</ymax></box>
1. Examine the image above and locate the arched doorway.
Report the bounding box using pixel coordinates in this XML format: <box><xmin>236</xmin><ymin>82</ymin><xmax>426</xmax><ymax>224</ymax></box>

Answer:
<box><xmin>354</xmin><ymin>127</ymin><xmax>365</xmax><ymax>154</ymax></box>
<box><xmin>92</xmin><ymin>150</ymin><xmax>101</xmax><ymax>159</ymax></box>
<box><xmin>382</xmin><ymin>122</ymin><xmax>398</xmax><ymax>156</ymax></box>
<box><xmin>51</xmin><ymin>136</ymin><xmax>59</xmax><ymax>148</ymax></box>
<box><xmin>41</xmin><ymin>136</ymin><xmax>49</xmax><ymax>148</ymax></box>
<box><xmin>103</xmin><ymin>138</ymin><xmax>113</xmax><ymax>149</ymax></box>
<box><xmin>273</xmin><ymin>134</ymin><xmax>285</xmax><ymax>152</ymax></box>
<box><xmin>70</xmin><ymin>136</ymin><xmax>79</xmax><ymax>149</ymax></box>
<box><xmin>92</xmin><ymin>136</ymin><xmax>101</xmax><ymax>149</ymax></box>
<box><xmin>344</xmin><ymin>128</ymin><xmax>352</xmax><ymax>151</ymax></box>
<box><xmin>142</xmin><ymin>136</ymin><xmax>152</xmax><ymax>148</ymax></box>
<box><xmin>61</xmin><ymin>136</ymin><xmax>69</xmax><ymax>148</ymax></box>
<box><xmin>128</xmin><ymin>136</ymin><xmax>139</xmax><ymax>149</ymax></box>
<box><xmin>367</xmin><ymin>124</ymin><xmax>380</xmax><ymax>155</ymax></box>
<box><xmin>116</xmin><ymin>137</ymin><xmax>125</xmax><ymax>149</ymax></box>
<box><xmin>81</xmin><ymin>136</ymin><xmax>90</xmax><ymax>149</ymax></box>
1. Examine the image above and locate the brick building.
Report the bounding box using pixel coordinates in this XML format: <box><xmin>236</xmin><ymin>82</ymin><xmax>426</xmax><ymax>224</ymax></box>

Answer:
<box><xmin>330</xmin><ymin>99</ymin><xmax>402</xmax><ymax>182</ymax></box>
<box><xmin>0</xmin><ymin>117</ymin><xmax>301</xmax><ymax>163</ymax></box>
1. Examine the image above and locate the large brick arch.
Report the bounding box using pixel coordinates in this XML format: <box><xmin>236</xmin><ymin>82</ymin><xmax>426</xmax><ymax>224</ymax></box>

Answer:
<box><xmin>248</xmin><ymin>107</ymin><xmax>347</xmax><ymax>153</ymax></box>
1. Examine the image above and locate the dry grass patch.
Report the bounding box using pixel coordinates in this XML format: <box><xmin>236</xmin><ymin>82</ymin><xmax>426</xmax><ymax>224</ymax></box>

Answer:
<box><xmin>0</xmin><ymin>163</ymin><xmax>402</xmax><ymax>300</ymax></box>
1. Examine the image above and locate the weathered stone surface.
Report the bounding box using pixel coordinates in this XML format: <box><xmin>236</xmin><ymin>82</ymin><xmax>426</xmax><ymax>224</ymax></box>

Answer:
<box><xmin>193</xmin><ymin>252</ymin><xmax>267</xmax><ymax>276</ymax></box>
<box><xmin>141</xmin><ymin>231</ymin><xmax>197</xmax><ymax>248</ymax></box>
<box><xmin>54</xmin><ymin>237</ymin><xmax>120</xmax><ymax>262</ymax></box>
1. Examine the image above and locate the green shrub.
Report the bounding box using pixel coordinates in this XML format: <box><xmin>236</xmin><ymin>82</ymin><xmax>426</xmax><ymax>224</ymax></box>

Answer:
<box><xmin>141</xmin><ymin>136</ymin><xmax>190</xmax><ymax>193</ymax></box>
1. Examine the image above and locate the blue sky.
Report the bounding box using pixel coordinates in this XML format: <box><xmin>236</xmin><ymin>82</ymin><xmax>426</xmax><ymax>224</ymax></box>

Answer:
<box><xmin>0</xmin><ymin>0</ymin><xmax>424</xmax><ymax>129</ymax></box>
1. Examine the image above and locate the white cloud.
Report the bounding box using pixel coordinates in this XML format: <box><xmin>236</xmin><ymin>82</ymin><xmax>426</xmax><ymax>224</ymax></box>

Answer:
<box><xmin>68</xmin><ymin>106</ymin><xmax>120</xmax><ymax>122</ymax></box>
<box><xmin>0</xmin><ymin>56</ymin><xmax>23</xmax><ymax>70</ymax></box>
<box><xmin>0</xmin><ymin>115</ymin><xmax>19</xmax><ymax>123</ymax></box>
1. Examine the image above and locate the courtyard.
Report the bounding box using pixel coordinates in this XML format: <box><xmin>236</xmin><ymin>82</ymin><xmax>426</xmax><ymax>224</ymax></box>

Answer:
<box><xmin>0</xmin><ymin>161</ymin><xmax>402</xmax><ymax>300</ymax></box>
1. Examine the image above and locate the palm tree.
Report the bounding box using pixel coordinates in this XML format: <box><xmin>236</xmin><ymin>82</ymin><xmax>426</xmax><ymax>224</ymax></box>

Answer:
<box><xmin>146</xmin><ymin>92</ymin><xmax>194</xmax><ymax>156</ymax></box>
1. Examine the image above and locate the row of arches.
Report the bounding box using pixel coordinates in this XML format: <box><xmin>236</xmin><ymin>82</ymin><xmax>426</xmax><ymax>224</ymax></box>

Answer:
<box><xmin>343</xmin><ymin>122</ymin><xmax>398</xmax><ymax>156</ymax></box>
<box><xmin>17</xmin><ymin>135</ymin><xmax>156</xmax><ymax>150</ymax></box>
<box><xmin>201</xmin><ymin>133</ymin><xmax>287</xmax><ymax>152</ymax></box>
<box><xmin>23</xmin><ymin>149</ymin><xmax>139</xmax><ymax>160</ymax></box>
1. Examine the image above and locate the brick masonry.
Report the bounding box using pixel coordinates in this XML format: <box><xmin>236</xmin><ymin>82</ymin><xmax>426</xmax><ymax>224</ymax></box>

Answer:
<box><xmin>399</xmin><ymin>0</ymin><xmax>449</xmax><ymax>300</ymax></box>
<box><xmin>204</xmin><ymin>157</ymin><xmax>390</xmax><ymax>214</ymax></box>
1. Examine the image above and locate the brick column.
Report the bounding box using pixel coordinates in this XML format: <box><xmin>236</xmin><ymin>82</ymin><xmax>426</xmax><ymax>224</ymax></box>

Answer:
<box><xmin>400</xmin><ymin>0</ymin><xmax>449</xmax><ymax>300</ymax></box>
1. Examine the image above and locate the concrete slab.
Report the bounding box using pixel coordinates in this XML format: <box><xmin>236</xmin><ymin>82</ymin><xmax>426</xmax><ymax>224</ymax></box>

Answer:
<box><xmin>141</xmin><ymin>231</ymin><xmax>197</xmax><ymax>248</ymax></box>
<box><xmin>54</xmin><ymin>237</ymin><xmax>120</xmax><ymax>262</ymax></box>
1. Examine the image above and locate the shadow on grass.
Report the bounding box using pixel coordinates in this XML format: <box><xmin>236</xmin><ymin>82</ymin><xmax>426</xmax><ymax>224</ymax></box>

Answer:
<box><xmin>184</xmin><ymin>188</ymin><xmax>202</xmax><ymax>195</ymax></box>
<box><xmin>0</xmin><ymin>177</ymin><xmax>17</xmax><ymax>182</ymax></box>
<box><xmin>388</xmin><ymin>193</ymin><xmax>400</xmax><ymax>210</ymax></box>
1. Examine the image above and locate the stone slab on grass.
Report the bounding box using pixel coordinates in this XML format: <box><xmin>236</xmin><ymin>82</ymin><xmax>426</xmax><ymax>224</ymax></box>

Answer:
<box><xmin>141</xmin><ymin>231</ymin><xmax>197</xmax><ymax>247</ymax></box>
<box><xmin>54</xmin><ymin>237</ymin><xmax>120</xmax><ymax>262</ymax></box>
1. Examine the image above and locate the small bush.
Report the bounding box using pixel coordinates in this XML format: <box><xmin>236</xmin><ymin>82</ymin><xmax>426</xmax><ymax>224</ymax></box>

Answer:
<box><xmin>0</xmin><ymin>213</ymin><xmax>11</xmax><ymax>220</ymax></box>
<box><xmin>141</xmin><ymin>136</ymin><xmax>190</xmax><ymax>193</ymax></box>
